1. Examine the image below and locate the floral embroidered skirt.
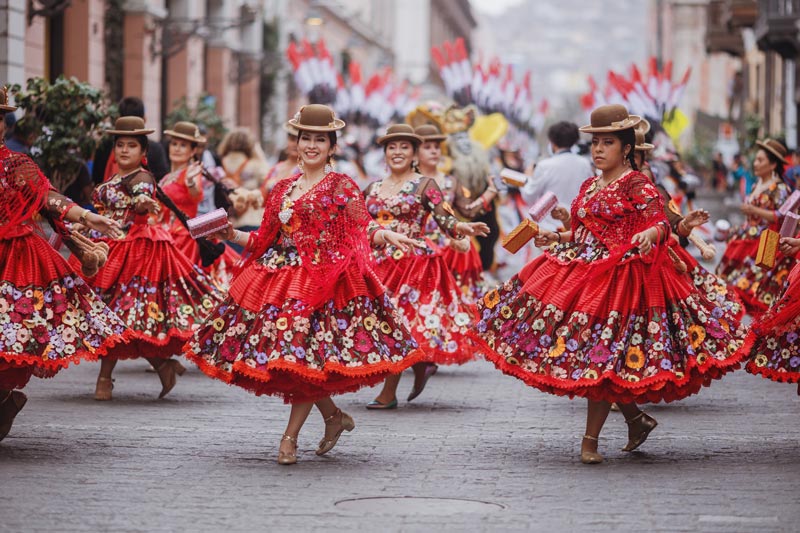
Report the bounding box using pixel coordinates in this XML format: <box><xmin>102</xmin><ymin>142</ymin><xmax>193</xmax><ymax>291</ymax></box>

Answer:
<box><xmin>471</xmin><ymin>247</ymin><xmax>749</xmax><ymax>404</ymax></box>
<box><xmin>441</xmin><ymin>244</ymin><xmax>488</xmax><ymax>301</ymax></box>
<box><xmin>716</xmin><ymin>235</ymin><xmax>794</xmax><ymax>317</ymax></box>
<box><xmin>744</xmin><ymin>263</ymin><xmax>800</xmax><ymax>389</ymax></box>
<box><xmin>69</xmin><ymin>224</ymin><xmax>222</xmax><ymax>360</ymax></box>
<box><xmin>373</xmin><ymin>251</ymin><xmax>479</xmax><ymax>365</ymax></box>
<box><xmin>672</xmin><ymin>243</ymin><xmax>744</xmax><ymax>320</ymax></box>
<box><xmin>185</xmin><ymin>255</ymin><xmax>424</xmax><ymax>404</ymax></box>
<box><xmin>169</xmin><ymin>223</ymin><xmax>240</xmax><ymax>291</ymax></box>
<box><xmin>0</xmin><ymin>229</ymin><xmax>131</xmax><ymax>389</ymax></box>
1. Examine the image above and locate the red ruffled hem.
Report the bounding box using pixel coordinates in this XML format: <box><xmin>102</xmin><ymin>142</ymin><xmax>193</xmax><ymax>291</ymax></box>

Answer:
<box><xmin>469</xmin><ymin>332</ymin><xmax>752</xmax><ymax>404</ymax></box>
<box><xmin>186</xmin><ymin>347</ymin><xmax>426</xmax><ymax>404</ymax></box>
<box><xmin>102</xmin><ymin>328</ymin><xmax>193</xmax><ymax>360</ymax></box>
<box><xmin>0</xmin><ymin>328</ymin><xmax>136</xmax><ymax>374</ymax></box>
<box><xmin>745</xmin><ymin>362</ymin><xmax>800</xmax><ymax>392</ymax></box>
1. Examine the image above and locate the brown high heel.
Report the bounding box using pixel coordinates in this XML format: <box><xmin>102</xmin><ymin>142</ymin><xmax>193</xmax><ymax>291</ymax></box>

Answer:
<box><xmin>622</xmin><ymin>411</ymin><xmax>658</xmax><ymax>452</ymax></box>
<box><xmin>0</xmin><ymin>390</ymin><xmax>28</xmax><ymax>442</ymax></box>
<box><xmin>94</xmin><ymin>376</ymin><xmax>114</xmax><ymax>401</ymax></box>
<box><xmin>154</xmin><ymin>359</ymin><xmax>182</xmax><ymax>399</ymax></box>
<box><xmin>277</xmin><ymin>435</ymin><xmax>298</xmax><ymax>465</ymax></box>
<box><xmin>316</xmin><ymin>408</ymin><xmax>355</xmax><ymax>456</ymax></box>
<box><xmin>580</xmin><ymin>435</ymin><xmax>604</xmax><ymax>464</ymax></box>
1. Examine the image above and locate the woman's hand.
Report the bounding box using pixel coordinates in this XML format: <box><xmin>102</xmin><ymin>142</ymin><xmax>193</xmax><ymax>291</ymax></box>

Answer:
<box><xmin>533</xmin><ymin>230</ymin><xmax>559</xmax><ymax>248</ymax></box>
<box><xmin>631</xmin><ymin>229</ymin><xmax>656</xmax><ymax>255</ymax></box>
<box><xmin>134</xmin><ymin>195</ymin><xmax>161</xmax><ymax>215</ymax></box>
<box><xmin>185</xmin><ymin>161</ymin><xmax>203</xmax><ymax>189</ymax></box>
<box><xmin>740</xmin><ymin>203</ymin><xmax>758</xmax><ymax>217</ymax></box>
<box><xmin>449</xmin><ymin>237</ymin><xmax>471</xmax><ymax>253</ymax></box>
<box><xmin>207</xmin><ymin>222</ymin><xmax>235</xmax><ymax>242</ymax></box>
<box><xmin>551</xmin><ymin>206</ymin><xmax>570</xmax><ymax>222</ymax></box>
<box><xmin>682</xmin><ymin>209</ymin><xmax>709</xmax><ymax>229</ymax></box>
<box><xmin>456</xmin><ymin>221</ymin><xmax>490</xmax><ymax>238</ymax></box>
<box><xmin>382</xmin><ymin>230</ymin><xmax>425</xmax><ymax>252</ymax></box>
<box><xmin>779</xmin><ymin>237</ymin><xmax>800</xmax><ymax>256</ymax></box>
<box><xmin>84</xmin><ymin>212</ymin><xmax>123</xmax><ymax>239</ymax></box>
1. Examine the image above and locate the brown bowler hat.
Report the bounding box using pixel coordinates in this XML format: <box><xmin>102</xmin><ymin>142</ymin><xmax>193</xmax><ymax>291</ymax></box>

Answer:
<box><xmin>635</xmin><ymin>118</ymin><xmax>651</xmax><ymax>135</ymax></box>
<box><xmin>164</xmin><ymin>121</ymin><xmax>206</xmax><ymax>143</ymax></box>
<box><xmin>414</xmin><ymin>124</ymin><xmax>447</xmax><ymax>142</ymax></box>
<box><xmin>286</xmin><ymin>104</ymin><xmax>345</xmax><ymax>132</ymax></box>
<box><xmin>755</xmin><ymin>138</ymin><xmax>788</xmax><ymax>161</ymax></box>
<box><xmin>0</xmin><ymin>86</ymin><xmax>16</xmax><ymax>112</ymax></box>
<box><xmin>377</xmin><ymin>124</ymin><xmax>423</xmax><ymax>146</ymax></box>
<box><xmin>579</xmin><ymin>104</ymin><xmax>641</xmax><ymax>133</ymax></box>
<box><xmin>283</xmin><ymin>123</ymin><xmax>299</xmax><ymax>137</ymax></box>
<box><xmin>634</xmin><ymin>130</ymin><xmax>654</xmax><ymax>152</ymax></box>
<box><xmin>106</xmin><ymin>116</ymin><xmax>155</xmax><ymax>136</ymax></box>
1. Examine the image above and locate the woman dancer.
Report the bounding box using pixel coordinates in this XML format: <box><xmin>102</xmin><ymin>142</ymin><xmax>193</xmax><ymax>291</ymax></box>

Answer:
<box><xmin>70</xmin><ymin>117</ymin><xmax>223</xmax><ymax>401</ymax></box>
<box><xmin>261</xmin><ymin>123</ymin><xmax>300</xmax><ymax>195</ymax></box>
<box><xmin>716</xmin><ymin>139</ymin><xmax>794</xmax><ymax>316</ymax></box>
<box><xmin>744</xmin><ymin>236</ymin><xmax>800</xmax><ymax>393</ymax></box>
<box><xmin>633</xmin><ymin>130</ymin><xmax>743</xmax><ymax>319</ymax></box>
<box><xmin>186</xmin><ymin>105</ymin><xmax>424</xmax><ymax>465</ymax></box>
<box><xmin>471</xmin><ymin>105</ymin><xmax>747</xmax><ymax>464</ymax></box>
<box><xmin>364</xmin><ymin>124</ymin><xmax>490</xmax><ymax>409</ymax></box>
<box><xmin>415</xmin><ymin>124</ymin><xmax>496</xmax><ymax>300</ymax></box>
<box><xmin>160</xmin><ymin>121</ymin><xmax>239</xmax><ymax>288</ymax></box>
<box><xmin>0</xmin><ymin>95</ymin><xmax>130</xmax><ymax>441</ymax></box>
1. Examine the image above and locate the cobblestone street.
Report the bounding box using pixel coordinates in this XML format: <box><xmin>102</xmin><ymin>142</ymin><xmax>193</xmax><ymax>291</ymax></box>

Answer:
<box><xmin>1</xmin><ymin>356</ymin><xmax>798</xmax><ymax>532</ymax></box>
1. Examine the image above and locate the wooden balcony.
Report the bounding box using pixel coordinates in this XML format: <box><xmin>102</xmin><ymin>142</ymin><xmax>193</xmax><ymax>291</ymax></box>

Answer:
<box><xmin>755</xmin><ymin>0</ymin><xmax>800</xmax><ymax>58</ymax></box>
<box><xmin>706</xmin><ymin>0</ymin><xmax>757</xmax><ymax>56</ymax></box>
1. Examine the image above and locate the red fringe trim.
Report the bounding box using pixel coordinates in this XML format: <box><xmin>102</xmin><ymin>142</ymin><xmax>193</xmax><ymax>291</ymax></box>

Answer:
<box><xmin>185</xmin><ymin>347</ymin><xmax>427</xmax><ymax>404</ymax></box>
<box><xmin>468</xmin><ymin>330</ymin><xmax>754</xmax><ymax>404</ymax></box>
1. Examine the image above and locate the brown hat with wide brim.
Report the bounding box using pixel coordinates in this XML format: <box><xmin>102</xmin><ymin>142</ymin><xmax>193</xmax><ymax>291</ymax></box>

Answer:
<box><xmin>286</xmin><ymin>104</ymin><xmax>345</xmax><ymax>132</ymax></box>
<box><xmin>106</xmin><ymin>116</ymin><xmax>155</xmax><ymax>136</ymax></box>
<box><xmin>635</xmin><ymin>118</ymin><xmax>651</xmax><ymax>135</ymax></box>
<box><xmin>283</xmin><ymin>123</ymin><xmax>299</xmax><ymax>137</ymax></box>
<box><xmin>377</xmin><ymin>124</ymin><xmax>423</xmax><ymax>146</ymax></box>
<box><xmin>580</xmin><ymin>104</ymin><xmax>641</xmax><ymax>133</ymax></box>
<box><xmin>164</xmin><ymin>121</ymin><xmax>206</xmax><ymax>143</ymax></box>
<box><xmin>0</xmin><ymin>86</ymin><xmax>16</xmax><ymax>112</ymax></box>
<box><xmin>755</xmin><ymin>138</ymin><xmax>788</xmax><ymax>161</ymax></box>
<box><xmin>414</xmin><ymin>124</ymin><xmax>447</xmax><ymax>142</ymax></box>
<box><xmin>635</xmin><ymin>130</ymin><xmax>654</xmax><ymax>152</ymax></box>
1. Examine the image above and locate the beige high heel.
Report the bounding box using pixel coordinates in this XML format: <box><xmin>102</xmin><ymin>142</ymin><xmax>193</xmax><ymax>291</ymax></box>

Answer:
<box><xmin>154</xmin><ymin>359</ymin><xmax>184</xmax><ymax>399</ymax></box>
<box><xmin>316</xmin><ymin>408</ymin><xmax>355</xmax><ymax>456</ymax></box>
<box><xmin>94</xmin><ymin>376</ymin><xmax>114</xmax><ymax>401</ymax></box>
<box><xmin>622</xmin><ymin>411</ymin><xmax>657</xmax><ymax>452</ymax></box>
<box><xmin>277</xmin><ymin>435</ymin><xmax>298</xmax><ymax>465</ymax></box>
<box><xmin>580</xmin><ymin>435</ymin><xmax>604</xmax><ymax>464</ymax></box>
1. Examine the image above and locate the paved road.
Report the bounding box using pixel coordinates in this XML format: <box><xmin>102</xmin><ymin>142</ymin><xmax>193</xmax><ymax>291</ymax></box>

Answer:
<box><xmin>1</xmin><ymin>356</ymin><xmax>798</xmax><ymax>532</ymax></box>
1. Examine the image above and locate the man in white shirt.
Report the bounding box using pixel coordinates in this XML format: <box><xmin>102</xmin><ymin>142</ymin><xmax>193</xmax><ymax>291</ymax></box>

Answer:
<box><xmin>521</xmin><ymin>121</ymin><xmax>592</xmax><ymax>232</ymax></box>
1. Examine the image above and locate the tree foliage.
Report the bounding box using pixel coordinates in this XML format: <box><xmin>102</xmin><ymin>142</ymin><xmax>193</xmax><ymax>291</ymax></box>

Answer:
<box><xmin>165</xmin><ymin>94</ymin><xmax>228</xmax><ymax>152</ymax></box>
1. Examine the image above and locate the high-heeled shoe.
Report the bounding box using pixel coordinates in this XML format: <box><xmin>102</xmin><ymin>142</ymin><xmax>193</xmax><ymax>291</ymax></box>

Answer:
<box><xmin>366</xmin><ymin>398</ymin><xmax>398</xmax><ymax>410</ymax></box>
<box><xmin>316</xmin><ymin>409</ymin><xmax>355</xmax><ymax>456</ymax></box>
<box><xmin>94</xmin><ymin>376</ymin><xmax>114</xmax><ymax>401</ymax></box>
<box><xmin>407</xmin><ymin>363</ymin><xmax>438</xmax><ymax>402</ymax></box>
<box><xmin>277</xmin><ymin>435</ymin><xmax>298</xmax><ymax>465</ymax></box>
<box><xmin>580</xmin><ymin>435</ymin><xmax>604</xmax><ymax>464</ymax></box>
<box><xmin>154</xmin><ymin>359</ymin><xmax>184</xmax><ymax>399</ymax></box>
<box><xmin>622</xmin><ymin>411</ymin><xmax>658</xmax><ymax>452</ymax></box>
<box><xmin>0</xmin><ymin>390</ymin><xmax>28</xmax><ymax>442</ymax></box>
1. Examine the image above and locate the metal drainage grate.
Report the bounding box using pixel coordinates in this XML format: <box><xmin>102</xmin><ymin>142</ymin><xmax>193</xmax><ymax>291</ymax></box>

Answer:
<box><xmin>334</xmin><ymin>496</ymin><xmax>505</xmax><ymax>515</ymax></box>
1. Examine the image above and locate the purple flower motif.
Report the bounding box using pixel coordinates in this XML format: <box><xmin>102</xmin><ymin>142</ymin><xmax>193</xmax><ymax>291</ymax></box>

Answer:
<box><xmin>660</xmin><ymin>359</ymin><xmax>672</xmax><ymax>370</ymax></box>
<box><xmin>539</xmin><ymin>335</ymin><xmax>553</xmax><ymax>348</ymax></box>
<box><xmin>293</xmin><ymin>346</ymin><xmax>306</xmax><ymax>359</ymax></box>
<box><xmin>787</xmin><ymin>332</ymin><xmax>798</xmax><ymax>343</ymax></box>
<box><xmin>566</xmin><ymin>339</ymin><xmax>579</xmax><ymax>351</ymax></box>
<box><xmin>711</xmin><ymin>307</ymin><xmax>724</xmax><ymax>319</ymax></box>
<box><xmin>790</xmin><ymin>356</ymin><xmax>800</xmax><ymax>368</ymax></box>
<box><xmin>255</xmin><ymin>351</ymin><xmax>268</xmax><ymax>365</ymax></box>
<box><xmin>337</xmin><ymin>318</ymin><xmax>348</xmax><ymax>330</ymax></box>
<box><xmin>571</xmin><ymin>368</ymin><xmax>583</xmax><ymax>380</ymax></box>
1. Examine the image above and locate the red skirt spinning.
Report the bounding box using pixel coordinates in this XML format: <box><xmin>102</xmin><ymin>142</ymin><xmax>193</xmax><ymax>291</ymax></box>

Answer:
<box><xmin>185</xmin><ymin>246</ymin><xmax>424</xmax><ymax>404</ymax></box>
<box><xmin>69</xmin><ymin>223</ymin><xmax>222</xmax><ymax>360</ymax></box>
<box><xmin>671</xmin><ymin>242</ymin><xmax>744</xmax><ymax>320</ymax></box>
<box><xmin>0</xmin><ymin>227</ymin><xmax>131</xmax><ymax>389</ymax></box>
<box><xmin>716</xmin><ymin>234</ymin><xmax>795</xmax><ymax>317</ymax></box>
<box><xmin>471</xmin><ymin>242</ymin><xmax>749</xmax><ymax>404</ymax></box>
<box><xmin>441</xmin><ymin>243</ymin><xmax>487</xmax><ymax>300</ymax></box>
<box><xmin>374</xmin><ymin>248</ymin><xmax>479</xmax><ymax>365</ymax></box>
<box><xmin>169</xmin><ymin>223</ymin><xmax>240</xmax><ymax>289</ymax></box>
<box><xmin>744</xmin><ymin>262</ymin><xmax>800</xmax><ymax>390</ymax></box>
